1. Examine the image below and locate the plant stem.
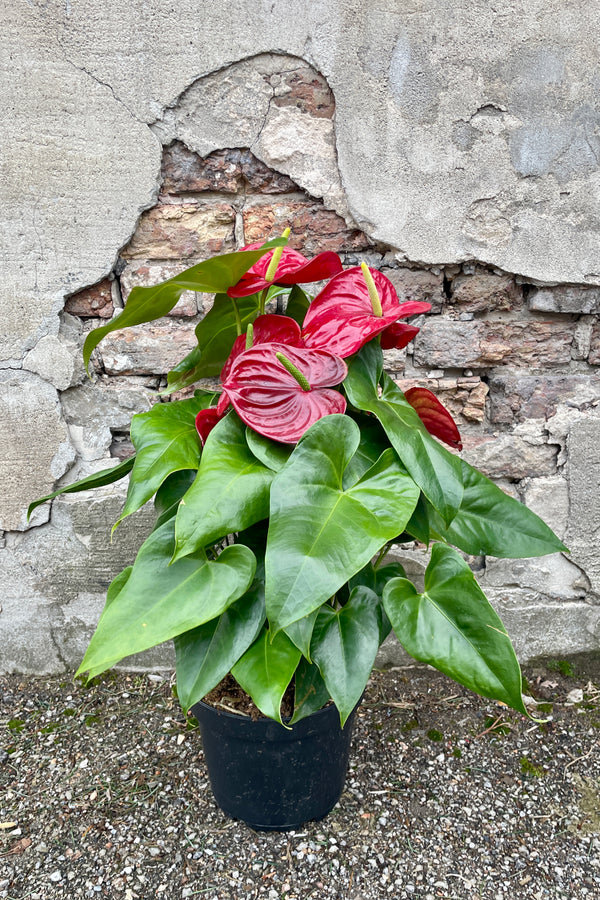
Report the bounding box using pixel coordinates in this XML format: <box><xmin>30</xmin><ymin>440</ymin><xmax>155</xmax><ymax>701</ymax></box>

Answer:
<box><xmin>373</xmin><ymin>541</ymin><xmax>394</xmax><ymax>570</ymax></box>
<box><xmin>230</xmin><ymin>296</ymin><xmax>243</xmax><ymax>336</ymax></box>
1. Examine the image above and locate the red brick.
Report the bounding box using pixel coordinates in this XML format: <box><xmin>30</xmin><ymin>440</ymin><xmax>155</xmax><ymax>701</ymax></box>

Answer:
<box><xmin>239</xmin><ymin>152</ymin><xmax>298</xmax><ymax>193</ymax></box>
<box><xmin>413</xmin><ymin>319</ymin><xmax>575</xmax><ymax>369</ymax></box>
<box><xmin>273</xmin><ymin>67</ymin><xmax>335</xmax><ymax>119</ymax></box>
<box><xmin>121</xmin><ymin>200</ymin><xmax>236</xmax><ymax>260</ymax></box>
<box><xmin>161</xmin><ymin>144</ymin><xmax>242</xmax><ymax>194</ymax></box>
<box><xmin>448</xmin><ymin>272</ymin><xmax>523</xmax><ymax>314</ymax></box>
<box><xmin>161</xmin><ymin>144</ymin><xmax>297</xmax><ymax>195</ymax></box>
<box><xmin>65</xmin><ymin>278</ymin><xmax>114</xmax><ymax>318</ymax></box>
<box><xmin>243</xmin><ymin>198</ymin><xmax>371</xmax><ymax>255</ymax></box>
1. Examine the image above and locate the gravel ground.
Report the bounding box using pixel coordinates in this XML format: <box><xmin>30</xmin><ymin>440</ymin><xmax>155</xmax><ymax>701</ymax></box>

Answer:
<box><xmin>1</xmin><ymin>663</ymin><xmax>600</xmax><ymax>900</ymax></box>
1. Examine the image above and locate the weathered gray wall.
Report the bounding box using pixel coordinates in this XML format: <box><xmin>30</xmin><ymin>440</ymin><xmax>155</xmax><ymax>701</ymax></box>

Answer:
<box><xmin>1</xmin><ymin>0</ymin><xmax>599</xmax><ymax>673</ymax></box>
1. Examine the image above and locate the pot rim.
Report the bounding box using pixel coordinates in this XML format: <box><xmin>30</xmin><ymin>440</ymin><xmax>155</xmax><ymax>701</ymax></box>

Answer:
<box><xmin>192</xmin><ymin>697</ymin><xmax>336</xmax><ymax>725</ymax></box>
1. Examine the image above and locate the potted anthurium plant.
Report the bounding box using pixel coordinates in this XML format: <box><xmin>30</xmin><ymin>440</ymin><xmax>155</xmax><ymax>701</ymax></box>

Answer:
<box><xmin>30</xmin><ymin>233</ymin><xmax>566</xmax><ymax>831</ymax></box>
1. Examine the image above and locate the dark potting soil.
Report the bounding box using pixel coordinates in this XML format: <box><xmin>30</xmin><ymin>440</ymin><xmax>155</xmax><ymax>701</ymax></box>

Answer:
<box><xmin>201</xmin><ymin>673</ymin><xmax>297</xmax><ymax>720</ymax></box>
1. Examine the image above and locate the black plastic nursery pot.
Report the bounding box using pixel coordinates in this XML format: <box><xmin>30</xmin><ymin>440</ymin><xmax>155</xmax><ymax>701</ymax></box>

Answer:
<box><xmin>191</xmin><ymin>699</ymin><xmax>358</xmax><ymax>831</ymax></box>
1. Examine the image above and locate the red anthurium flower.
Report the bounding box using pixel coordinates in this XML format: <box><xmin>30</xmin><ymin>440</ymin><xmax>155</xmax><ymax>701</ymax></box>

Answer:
<box><xmin>380</xmin><ymin>322</ymin><xmax>420</xmax><ymax>351</ymax></box>
<box><xmin>220</xmin><ymin>314</ymin><xmax>304</xmax><ymax>381</ymax></box>
<box><xmin>404</xmin><ymin>387</ymin><xmax>463</xmax><ymax>451</ymax></box>
<box><xmin>301</xmin><ymin>266</ymin><xmax>431</xmax><ymax>358</ymax></box>
<box><xmin>195</xmin><ymin>407</ymin><xmax>226</xmax><ymax>445</ymax></box>
<box><xmin>221</xmin><ymin>343</ymin><xmax>347</xmax><ymax>443</ymax></box>
<box><xmin>227</xmin><ymin>244</ymin><xmax>343</xmax><ymax>298</ymax></box>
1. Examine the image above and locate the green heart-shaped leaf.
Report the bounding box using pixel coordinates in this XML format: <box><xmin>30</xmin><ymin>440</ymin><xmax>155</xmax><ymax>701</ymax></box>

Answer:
<box><xmin>245</xmin><ymin>428</ymin><xmax>293</xmax><ymax>472</ymax></box>
<box><xmin>265</xmin><ymin>414</ymin><xmax>420</xmax><ymax>632</ymax></box>
<box><xmin>311</xmin><ymin>586</ymin><xmax>381</xmax><ymax>726</ymax></box>
<box><xmin>231</xmin><ymin>629</ymin><xmax>301</xmax><ymax>725</ymax></box>
<box><xmin>383</xmin><ymin>543</ymin><xmax>528</xmax><ymax>715</ymax></box>
<box><xmin>286</xmin><ymin>285</ymin><xmax>311</xmax><ymax>325</ymax></box>
<box><xmin>161</xmin><ymin>344</ymin><xmax>204</xmax><ymax>396</ymax></box>
<box><xmin>175</xmin><ymin>580</ymin><xmax>266</xmax><ymax>712</ymax></box>
<box><xmin>115</xmin><ymin>395</ymin><xmax>213</xmax><ymax>530</ymax></box>
<box><xmin>344</xmin><ymin>342</ymin><xmax>463</xmax><ymax>525</ymax></box>
<box><xmin>173</xmin><ymin>413</ymin><xmax>274</xmax><ymax>561</ymax></box>
<box><xmin>76</xmin><ymin>519</ymin><xmax>256</xmax><ymax>679</ymax></box>
<box><xmin>153</xmin><ymin>470</ymin><xmax>197</xmax><ymax>530</ymax></box>
<box><xmin>290</xmin><ymin>658</ymin><xmax>330</xmax><ymax>724</ymax></box>
<box><xmin>423</xmin><ymin>459</ymin><xmax>568</xmax><ymax>558</ymax></box>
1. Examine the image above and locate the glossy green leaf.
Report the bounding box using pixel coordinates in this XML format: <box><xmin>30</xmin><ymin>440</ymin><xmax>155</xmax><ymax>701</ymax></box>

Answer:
<box><xmin>82</xmin><ymin>241</ymin><xmax>285</xmax><ymax>371</ymax></box>
<box><xmin>265</xmin><ymin>414</ymin><xmax>420</xmax><ymax>633</ymax></box>
<box><xmin>192</xmin><ymin>293</ymin><xmax>261</xmax><ymax>378</ymax></box>
<box><xmin>404</xmin><ymin>492</ymin><xmax>431</xmax><ymax>544</ymax></box>
<box><xmin>174</xmin><ymin>580</ymin><xmax>266</xmax><ymax>712</ymax></box>
<box><xmin>161</xmin><ymin>344</ymin><xmax>204</xmax><ymax>396</ymax></box>
<box><xmin>173</xmin><ymin>413</ymin><xmax>274</xmax><ymax>561</ymax></box>
<box><xmin>283</xmin><ymin>609</ymin><xmax>319</xmax><ymax>659</ymax></box>
<box><xmin>344</xmin><ymin>342</ymin><xmax>463</xmax><ymax>525</ymax></box>
<box><xmin>27</xmin><ymin>456</ymin><xmax>135</xmax><ymax>520</ymax></box>
<box><xmin>231</xmin><ymin>629</ymin><xmax>302</xmax><ymax>725</ymax></box>
<box><xmin>422</xmin><ymin>459</ymin><xmax>568</xmax><ymax>558</ymax></box>
<box><xmin>290</xmin><ymin>658</ymin><xmax>330</xmax><ymax>724</ymax></box>
<box><xmin>373</xmin><ymin>562</ymin><xmax>407</xmax><ymax>643</ymax></box>
<box><xmin>115</xmin><ymin>396</ymin><xmax>210</xmax><ymax>530</ymax></box>
<box><xmin>383</xmin><ymin>543</ymin><xmax>528</xmax><ymax>715</ymax></box>
<box><xmin>153</xmin><ymin>470</ymin><xmax>197</xmax><ymax>530</ymax></box>
<box><xmin>76</xmin><ymin>519</ymin><xmax>256</xmax><ymax>679</ymax></box>
<box><xmin>311</xmin><ymin>586</ymin><xmax>381</xmax><ymax>726</ymax></box>
<box><xmin>105</xmin><ymin>566</ymin><xmax>132</xmax><ymax>608</ymax></box>
<box><xmin>245</xmin><ymin>428</ymin><xmax>293</xmax><ymax>472</ymax></box>
<box><xmin>286</xmin><ymin>285</ymin><xmax>311</xmax><ymax>325</ymax></box>
<box><xmin>343</xmin><ymin>560</ymin><xmax>405</xmax><ymax>642</ymax></box>
<box><xmin>342</xmin><ymin>414</ymin><xmax>391</xmax><ymax>489</ymax></box>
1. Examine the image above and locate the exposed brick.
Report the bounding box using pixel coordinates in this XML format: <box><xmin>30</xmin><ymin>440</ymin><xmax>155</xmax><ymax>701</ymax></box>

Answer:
<box><xmin>381</xmin><ymin>268</ymin><xmax>445</xmax><ymax>314</ymax></box>
<box><xmin>97</xmin><ymin>321</ymin><xmax>198</xmax><ymax>376</ymax></box>
<box><xmin>121</xmin><ymin>200</ymin><xmax>236</xmax><ymax>260</ymax></box>
<box><xmin>243</xmin><ymin>198</ymin><xmax>370</xmax><ymax>255</ymax></box>
<box><xmin>240</xmin><ymin>152</ymin><xmax>299</xmax><ymax>193</ymax></box>
<box><xmin>393</xmin><ymin>376</ymin><xmax>488</xmax><ymax>425</ymax></box>
<box><xmin>161</xmin><ymin>144</ymin><xmax>242</xmax><ymax>194</ymax></box>
<box><xmin>64</xmin><ymin>278</ymin><xmax>114</xmax><ymax>318</ymax></box>
<box><xmin>119</xmin><ymin>262</ymin><xmax>199</xmax><ymax>317</ymax></box>
<box><xmin>161</xmin><ymin>144</ymin><xmax>297</xmax><ymax>195</ymax></box>
<box><xmin>489</xmin><ymin>374</ymin><xmax>600</xmax><ymax>423</ymax></box>
<box><xmin>272</xmin><ymin>67</ymin><xmax>335</xmax><ymax>119</ymax></box>
<box><xmin>413</xmin><ymin>319</ymin><xmax>575</xmax><ymax>370</ymax></box>
<box><xmin>528</xmin><ymin>284</ymin><xmax>600</xmax><ymax>314</ymax></box>
<box><xmin>448</xmin><ymin>272</ymin><xmax>523</xmax><ymax>314</ymax></box>
<box><xmin>590</xmin><ymin>323</ymin><xmax>600</xmax><ymax>365</ymax></box>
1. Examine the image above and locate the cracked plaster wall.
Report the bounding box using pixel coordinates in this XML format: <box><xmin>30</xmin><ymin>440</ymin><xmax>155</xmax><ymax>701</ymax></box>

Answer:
<box><xmin>1</xmin><ymin>2</ymin><xmax>600</xmax><ymax>673</ymax></box>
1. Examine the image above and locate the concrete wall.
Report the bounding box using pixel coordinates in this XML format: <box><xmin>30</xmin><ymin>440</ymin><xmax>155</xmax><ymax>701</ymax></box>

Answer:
<box><xmin>2</xmin><ymin>1</ymin><xmax>599</xmax><ymax>673</ymax></box>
